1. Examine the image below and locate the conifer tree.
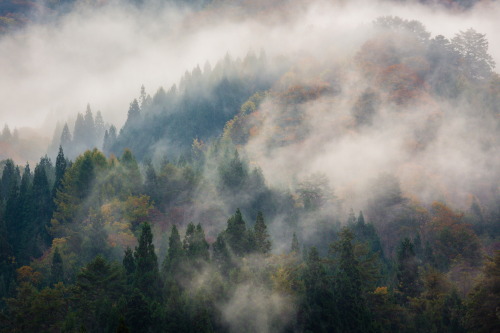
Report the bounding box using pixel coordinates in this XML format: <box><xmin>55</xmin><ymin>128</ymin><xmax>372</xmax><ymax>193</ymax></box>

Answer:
<box><xmin>225</xmin><ymin>208</ymin><xmax>247</xmax><ymax>256</ymax></box>
<box><xmin>53</xmin><ymin>146</ymin><xmax>67</xmax><ymax>200</ymax></box>
<box><xmin>163</xmin><ymin>225</ymin><xmax>184</xmax><ymax>275</ymax></box>
<box><xmin>397</xmin><ymin>238</ymin><xmax>422</xmax><ymax>300</ymax></box>
<box><xmin>123</xmin><ymin>247</ymin><xmax>136</xmax><ymax>284</ymax></box>
<box><xmin>51</xmin><ymin>247</ymin><xmax>64</xmax><ymax>285</ymax></box>
<box><xmin>254</xmin><ymin>211</ymin><xmax>271</xmax><ymax>254</ymax></box>
<box><xmin>134</xmin><ymin>223</ymin><xmax>161</xmax><ymax>300</ymax></box>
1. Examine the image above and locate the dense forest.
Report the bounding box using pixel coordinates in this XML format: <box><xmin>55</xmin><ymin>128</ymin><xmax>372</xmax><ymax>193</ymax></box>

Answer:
<box><xmin>1</xmin><ymin>0</ymin><xmax>500</xmax><ymax>332</ymax></box>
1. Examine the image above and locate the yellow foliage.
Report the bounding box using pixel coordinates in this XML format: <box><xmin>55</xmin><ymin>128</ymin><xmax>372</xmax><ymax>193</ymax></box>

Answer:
<box><xmin>374</xmin><ymin>286</ymin><xmax>389</xmax><ymax>295</ymax></box>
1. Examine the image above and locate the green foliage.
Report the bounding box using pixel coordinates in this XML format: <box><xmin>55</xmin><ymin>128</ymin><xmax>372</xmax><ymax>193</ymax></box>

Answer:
<box><xmin>397</xmin><ymin>238</ymin><xmax>422</xmax><ymax>300</ymax></box>
<box><xmin>254</xmin><ymin>211</ymin><xmax>271</xmax><ymax>254</ymax></box>
<box><xmin>134</xmin><ymin>223</ymin><xmax>161</xmax><ymax>300</ymax></box>
<box><xmin>50</xmin><ymin>247</ymin><xmax>64</xmax><ymax>285</ymax></box>
<box><xmin>465</xmin><ymin>251</ymin><xmax>500</xmax><ymax>333</ymax></box>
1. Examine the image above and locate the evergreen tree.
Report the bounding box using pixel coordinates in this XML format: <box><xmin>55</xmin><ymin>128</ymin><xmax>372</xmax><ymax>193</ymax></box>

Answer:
<box><xmin>29</xmin><ymin>161</ymin><xmax>53</xmax><ymax>256</ymax></box>
<box><xmin>53</xmin><ymin>146</ymin><xmax>67</xmax><ymax>201</ymax></box>
<box><xmin>134</xmin><ymin>223</ymin><xmax>161</xmax><ymax>300</ymax></box>
<box><xmin>212</xmin><ymin>233</ymin><xmax>231</xmax><ymax>276</ymax></box>
<box><xmin>94</xmin><ymin>111</ymin><xmax>105</xmax><ymax>141</ymax></box>
<box><xmin>163</xmin><ymin>225</ymin><xmax>184</xmax><ymax>275</ymax></box>
<box><xmin>73</xmin><ymin>113</ymin><xmax>86</xmax><ymax>148</ymax></box>
<box><xmin>125</xmin><ymin>99</ymin><xmax>141</xmax><ymax>128</ymax></box>
<box><xmin>301</xmin><ymin>246</ymin><xmax>336</xmax><ymax>332</ymax></box>
<box><xmin>84</xmin><ymin>104</ymin><xmax>96</xmax><ymax>147</ymax></box>
<box><xmin>60</xmin><ymin>123</ymin><xmax>72</xmax><ymax>151</ymax></box>
<box><xmin>123</xmin><ymin>247</ymin><xmax>136</xmax><ymax>284</ymax></box>
<box><xmin>397</xmin><ymin>238</ymin><xmax>422</xmax><ymax>300</ymax></box>
<box><xmin>331</xmin><ymin>228</ymin><xmax>374</xmax><ymax>333</ymax></box>
<box><xmin>225</xmin><ymin>208</ymin><xmax>247</xmax><ymax>256</ymax></box>
<box><xmin>51</xmin><ymin>247</ymin><xmax>64</xmax><ymax>285</ymax></box>
<box><xmin>1</xmin><ymin>159</ymin><xmax>17</xmax><ymax>201</ymax></box>
<box><xmin>254</xmin><ymin>211</ymin><xmax>271</xmax><ymax>254</ymax></box>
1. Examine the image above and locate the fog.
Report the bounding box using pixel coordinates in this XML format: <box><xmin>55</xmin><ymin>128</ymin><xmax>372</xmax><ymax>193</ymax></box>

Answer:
<box><xmin>0</xmin><ymin>0</ymin><xmax>498</xmax><ymax>133</ymax></box>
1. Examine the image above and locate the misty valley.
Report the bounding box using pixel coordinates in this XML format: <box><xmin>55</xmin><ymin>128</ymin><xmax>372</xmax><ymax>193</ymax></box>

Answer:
<box><xmin>0</xmin><ymin>0</ymin><xmax>499</xmax><ymax>332</ymax></box>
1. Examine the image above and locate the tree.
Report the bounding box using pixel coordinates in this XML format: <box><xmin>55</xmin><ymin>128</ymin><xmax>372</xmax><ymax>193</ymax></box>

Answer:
<box><xmin>452</xmin><ymin>28</ymin><xmax>496</xmax><ymax>80</ymax></box>
<box><xmin>94</xmin><ymin>111</ymin><xmax>105</xmax><ymax>140</ymax></box>
<box><xmin>125</xmin><ymin>99</ymin><xmax>141</xmax><ymax>128</ymax></box>
<box><xmin>84</xmin><ymin>104</ymin><xmax>96</xmax><ymax>147</ymax></box>
<box><xmin>331</xmin><ymin>228</ymin><xmax>374</xmax><ymax>333</ymax></box>
<box><xmin>73</xmin><ymin>113</ymin><xmax>86</xmax><ymax>148</ymax></box>
<box><xmin>60</xmin><ymin>123</ymin><xmax>72</xmax><ymax>152</ymax></box>
<box><xmin>163</xmin><ymin>225</ymin><xmax>184</xmax><ymax>276</ymax></box>
<box><xmin>297</xmin><ymin>173</ymin><xmax>334</xmax><ymax>211</ymax></box>
<box><xmin>397</xmin><ymin>238</ymin><xmax>422</xmax><ymax>300</ymax></box>
<box><xmin>75</xmin><ymin>255</ymin><xmax>125</xmax><ymax>332</ymax></box>
<box><xmin>465</xmin><ymin>250</ymin><xmax>500</xmax><ymax>333</ymax></box>
<box><xmin>1</xmin><ymin>159</ymin><xmax>17</xmax><ymax>201</ymax></box>
<box><xmin>123</xmin><ymin>247</ymin><xmax>135</xmax><ymax>284</ymax></box>
<box><xmin>254</xmin><ymin>212</ymin><xmax>271</xmax><ymax>254</ymax></box>
<box><xmin>134</xmin><ymin>223</ymin><xmax>161</xmax><ymax>300</ymax></box>
<box><xmin>53</xmin><ymin>146</ymin><xmax>67</xmax><ymax>200</ymax></box>
<box><xmin>225</xmin><ymin>208</ymin><xmax>248</xmax><ymax>256</ymax></box>
<box><xmin>183</xmin><ymin>222</ymin><xmax>209</xmax><ymax>263</ymax></box>
<box><xmin>50</xmin><ymin>247</ymin><xmax>64</xmax><ymax>285</ymax></box>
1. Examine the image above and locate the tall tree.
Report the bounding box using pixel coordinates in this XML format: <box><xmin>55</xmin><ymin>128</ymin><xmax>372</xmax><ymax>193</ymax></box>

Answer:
<box><xmin>50</xmin><ymin>247</ymin><xmax>64</xmax><ymax>285</ymax></box>
<box><xmin>225</xmin><ymin>208</ymin><xmax>248</xmax><ymax>256</ymax></box>
<box><xmin>397</xmin><ymin>238</ymin><xmax>422</xmax><ymax>300</ymax></box>
<box><xmin>163</xmin><ymin>225</ymin><xmax>184</xmax><ymax>275</ymax></box>
<box><xmin>53</xmin><ymin>146</ymin><xmax>67</xmax><ymax>201</ymax></box>
<box><xmin>331</xmin><ymin>228</ymin><xmax>374</xmax><ymax>332</ymax></box>
<box><xmin>254</xmin><ymin>212</ymin><xmax>271</xmax><ymax>254</ymax></box>
<box><xmin>452</xmin><ymin>28</ymin><xmax>496</xmax><ymax>80</ymax></box>
<box><xmin>134</xmin><ymin>223</ymin><xmax>161</xmax><ymax>300</ymax></box>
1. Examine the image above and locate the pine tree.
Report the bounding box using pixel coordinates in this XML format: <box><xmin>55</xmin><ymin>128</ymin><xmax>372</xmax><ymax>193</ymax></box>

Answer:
<box><xmin>51</xmin><ymin>247</ymin><xmax>64</xmax><ymax>285</ymax></box>
<box><xmin>254</xmin><ymin>212</ymin><xmax>271</xmax><ymax>254</ymax></box>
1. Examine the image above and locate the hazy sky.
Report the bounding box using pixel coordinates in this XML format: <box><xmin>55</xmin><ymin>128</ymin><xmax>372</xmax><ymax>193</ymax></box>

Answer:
<box><xmin>0</xmin><ymin>0</ymin><xmax>498</xmax><ymax>133</ymax></box>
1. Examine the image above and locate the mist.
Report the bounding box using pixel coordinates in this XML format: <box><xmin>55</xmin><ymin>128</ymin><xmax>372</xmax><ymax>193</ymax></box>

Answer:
<box><xmin>0</xmin><ymin>0</ymin><xmax>498</xmax><ymax>133</ymax></box>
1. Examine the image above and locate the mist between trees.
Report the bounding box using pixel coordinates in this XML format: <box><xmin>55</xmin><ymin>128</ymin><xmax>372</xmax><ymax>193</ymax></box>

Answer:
<box><xmin>0</xmin><ymin>0</ymin><xmax>499</xmax><ymax>332</ymax></box>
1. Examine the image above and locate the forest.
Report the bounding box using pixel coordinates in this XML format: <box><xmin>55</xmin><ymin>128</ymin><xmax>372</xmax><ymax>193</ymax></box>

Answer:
<box><xmin>1</xmin><ymin>0</ymin><xmax>500</xmax><ymax>332</ymax></box>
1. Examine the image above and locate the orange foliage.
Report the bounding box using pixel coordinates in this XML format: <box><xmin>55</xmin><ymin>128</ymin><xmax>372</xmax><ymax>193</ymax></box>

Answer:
<box><xmin>17</xmin><ymin>266</ymin><xmax>42</xmax><ymax>285</ymax></box>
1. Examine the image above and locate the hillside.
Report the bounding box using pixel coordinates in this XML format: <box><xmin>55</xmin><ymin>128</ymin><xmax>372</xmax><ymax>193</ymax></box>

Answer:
<box><xmin>0</xmin><ymin>1</ymin><xmax>499</xmax><ymax>332</ymax></box>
